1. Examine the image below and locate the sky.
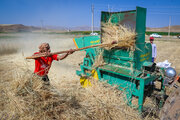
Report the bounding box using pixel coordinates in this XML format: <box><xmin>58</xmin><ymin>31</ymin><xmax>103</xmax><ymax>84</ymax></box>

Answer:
<box><xmin>0</xmin><ymin>0</ymin><xmax>180</xmax><ymax>28</ymax></box>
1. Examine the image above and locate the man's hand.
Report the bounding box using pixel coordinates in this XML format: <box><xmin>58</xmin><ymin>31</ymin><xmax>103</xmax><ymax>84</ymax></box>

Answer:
<box><xmin>111</xmin><ymin>41</ymin><xmax>117</xmax><ymax>44</ymax></box>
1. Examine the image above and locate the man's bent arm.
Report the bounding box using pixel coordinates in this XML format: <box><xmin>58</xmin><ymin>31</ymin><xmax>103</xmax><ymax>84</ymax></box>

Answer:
<box><xmin>57</xmin><ymin>53</ymin><xmax>69</xmax><ymax>60</ymax></box>
<box><xmin>57</xmin><ymin>49</ymin><xmax>74</xmax><ymax>60</ymax></box>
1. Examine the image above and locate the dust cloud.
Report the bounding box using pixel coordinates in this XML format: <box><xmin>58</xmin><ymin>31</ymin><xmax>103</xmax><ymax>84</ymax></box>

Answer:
<box><xmin>0</xmin><ymin>33</ymin><xmax>85</xmax><ymax>82</ymax></box>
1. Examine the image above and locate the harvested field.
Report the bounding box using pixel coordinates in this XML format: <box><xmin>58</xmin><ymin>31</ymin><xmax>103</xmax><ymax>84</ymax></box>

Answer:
<box><xmin>155</xmin><ymin>40</ymin><xmax>180</xmax><ymax>73</ymax></box>
<box><xmin>0</xmin><ymin>33</ymin><xmax>180</xmax><ymax>120</ymax></box>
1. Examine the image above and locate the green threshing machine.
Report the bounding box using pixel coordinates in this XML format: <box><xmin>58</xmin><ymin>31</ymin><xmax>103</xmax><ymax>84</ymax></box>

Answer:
<box><xmin>73</xmin><ymin>7</ymin><xmax>166</xmax><ymax>112</ymax></box>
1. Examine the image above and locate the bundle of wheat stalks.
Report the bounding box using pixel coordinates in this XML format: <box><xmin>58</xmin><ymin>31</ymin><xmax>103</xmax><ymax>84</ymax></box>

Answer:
<box><xmin>92</xmin><ymin>22</ymin><xmax>136</xmax><ymax>67</ymax></box>
<box><xmin>101</xmin><ymin>22</ymin><xmax>136</xmax><ymax>50</ymax></box>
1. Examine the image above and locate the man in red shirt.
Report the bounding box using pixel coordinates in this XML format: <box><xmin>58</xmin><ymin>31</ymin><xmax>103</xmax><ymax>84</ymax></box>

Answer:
<box><xmin>33</xmin><ymin>43</ymin><xmax>74</xmax><ymax>84</ymax></box>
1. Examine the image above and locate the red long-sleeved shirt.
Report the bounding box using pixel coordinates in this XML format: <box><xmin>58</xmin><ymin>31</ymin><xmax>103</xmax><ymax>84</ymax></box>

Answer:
<box><xmin>34</xmin><ymin>52</ymin><xmax>58</xmax><ymax>76</ymax></box>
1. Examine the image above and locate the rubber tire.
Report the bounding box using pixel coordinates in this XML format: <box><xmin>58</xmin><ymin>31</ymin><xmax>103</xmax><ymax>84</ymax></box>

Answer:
<box><xmin>160</xmin><ymin>87</ymin><xmax>180</xmax><ymax>120</ymax></box>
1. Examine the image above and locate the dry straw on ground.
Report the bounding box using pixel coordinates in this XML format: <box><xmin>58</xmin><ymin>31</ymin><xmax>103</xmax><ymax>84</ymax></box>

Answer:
<box><xmin>0</xmin><ymin>42</ymin><xmax>20</xmax><ymax>55</ymax></box>
<box><xmin>0</xmin><ymin>59</ymin><xmax>143</xmax><ymax>120</ymax></box>
<box><xmin>0</xmin><ymin>58</ymin><xmax>161</xmax><ymax>120</ymax></box>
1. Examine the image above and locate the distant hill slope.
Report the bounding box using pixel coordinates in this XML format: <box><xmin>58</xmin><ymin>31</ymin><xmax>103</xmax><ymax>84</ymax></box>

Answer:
<box><xmin>0</xmin><ymin>24</ymin><xmax>180</xmax><ymax>33</ymax></box>
<box><xmin>0</xmin><ymin>24</ymin><xmax>40</xmax><ymax>32</ymax></box>
<box><xmin>146</xmin><ymin>25</ymin><xmax>180</xmax><ymax>32</ymax></box>
<box><xmin>0</xmin><ymin>24</ymin><xmax>100</xmax><ymax>32</ymax></box>
<box><xmin>44</xmin><ymin>25</ymin><xmax>100</xmax><ymax>31</ymax></box>
<box><xmin>70</xmin><ymin>26</ymin><xmax>100</xmax><ymax>31</ymax></box>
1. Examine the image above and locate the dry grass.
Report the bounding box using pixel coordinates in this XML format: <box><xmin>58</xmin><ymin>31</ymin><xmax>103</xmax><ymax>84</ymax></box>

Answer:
<box><xmin>0</xmin><ymin>56</ymin><xmax>161</xmax><ymax>120</ymax></box>
<box><xmin>155</xmin><ymin>41</ymin><xmax>180</xmax><ymax>74</ymax></box>
<box><xmin>0</xmin><ymin>42</ymin><xmax>21</xmax><ymax>55</ymax></box>
<box><xmin>0</xmin><ymin>57</ymin><xmax>143</xmax><ymax>120</ymax></box>
<box><xmin>101</xmin><ymin>22</ymin><xmax>136</xmax><ymax>50</ymax></box>
<box><xmin>93</xmin><ymin>49</ymin><xmax>105</xmax><ymax>68</ymax></box>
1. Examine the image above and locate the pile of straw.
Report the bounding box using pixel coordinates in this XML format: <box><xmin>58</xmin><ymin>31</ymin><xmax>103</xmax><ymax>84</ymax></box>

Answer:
<box><xmin>56</xmin><ymin>78</ymin><xmax>141</xmax><ymax>120</ymax></box>
<box><xmin>101</xmin><ymin>22</ymin><xmax>136</xmax><ymax>49</ymax></box>
<box><xmin>3</xmin><ymin>69</ymin><xmax>70</xmax><ymax>119</ymax></box>
<box><xmin>0</xmin><ymin>62</ymin><xmax>141</xmax><ymax>120</ymax></box>
<box><xmin>0</xmin><ymin>58</ymin><xmax>159</xmax><ymax>120</ymax></box>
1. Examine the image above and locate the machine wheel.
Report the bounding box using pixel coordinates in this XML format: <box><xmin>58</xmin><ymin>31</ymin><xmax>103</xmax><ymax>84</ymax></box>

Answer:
<box><xmin>160</xmin><ymin>87</ymin><xmax>180</xmax><ymax>120</ymax></box>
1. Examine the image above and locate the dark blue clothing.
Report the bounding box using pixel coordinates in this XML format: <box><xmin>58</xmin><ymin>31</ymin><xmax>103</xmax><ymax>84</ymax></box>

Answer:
<box><xmin>152</xmin><ymin>57</ymin><xmax>155</xmax><ymax>63</ymax></box>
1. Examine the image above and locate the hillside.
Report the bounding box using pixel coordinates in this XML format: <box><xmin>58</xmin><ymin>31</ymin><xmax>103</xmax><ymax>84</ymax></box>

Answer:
<box><xmin>45</xmin><ymin>25</ymin><xmax>100</xmax><ymax>31</ymax></box>
<box><xmin>146</xmin><ymin>25</ymin><xmax>180</xmax><ymax>32</ymax></box>
<box><xmin>0</xmin><ymin>24</ymin><xmax>180</xmax><ymax>33</ymax></box>
<box><xmin>0</xmin><ymin>24</ymin><xmax>40</xmax><ymax>32</ymax></box>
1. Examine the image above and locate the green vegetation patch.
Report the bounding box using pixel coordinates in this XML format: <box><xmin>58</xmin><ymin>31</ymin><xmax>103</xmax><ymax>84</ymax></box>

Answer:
<box><xmin>146</xmin><ymin>31</ymin><xmax>180</xmax><ymax>36</ymax></box>
<box><xmin>0</xmin><ymin>35</ymin><xmax>19</xmax><ymax>39</ymax></box>
<box><xmin>62</xmin><ymin>31</ymin><xmax>100</xmax><ymax>35</ymax></box>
